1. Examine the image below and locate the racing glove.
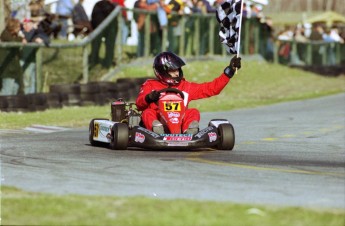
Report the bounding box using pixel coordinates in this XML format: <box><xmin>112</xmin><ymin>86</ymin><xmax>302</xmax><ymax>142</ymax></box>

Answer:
<box><xmin>224</xmin><ymin>56</ymin><xmax>242</xmax><ymax>78</ymax></box>
<box><xmin>145</xmin><ymin>90</ymin><xmax>160</xmax><ymax>103</ymax></box>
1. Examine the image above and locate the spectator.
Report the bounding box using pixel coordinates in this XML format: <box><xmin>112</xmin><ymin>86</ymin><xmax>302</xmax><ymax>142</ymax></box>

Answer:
<box><xmin>72</xmin><ymin>0</ymin><xmax>93</xmax><ymax>38</ymax></box>
<box><xmin>260</xmin><ymin>16</ymin><xmax>274</xmax><ymax>62</ymax></box>
<box><xmin>167</xmin><ymin>0</ymin><xmax>185</xmax><ymax>53</ymax></box>
<box><xmin>11</xmin><ymin>0</ymin><xmax>31</xmax><ymax>21</ymax></box>
<box><xmin>38</xmin><ymin>13</ymin><xmax>62</xmax><ymax>39</ymax></box>
<box><xmin>134</xmin><ymin>0</ymin><xmax>161</xmax><ymax>57</ymax></box>
<box><xmin>309</xmin><ymin>24</ymin><xmax>323</xmax><ymax>41</ymax></box>
<box><xmin>0</xmin><ymin>18</ymin><xmax>25</xmax><ymax>95</ymax></box>
<box><xmin>323</xmin><ymin>28</ymin><xmax>336</xmax><ymax>65</ymax></box>
<box><xmin>22</xmin><ymin>18</ymin><xmax>50</xmax><ymax>46</ymax></box>
<box><xmin>146</xmin><ymin>0</ymin><xmax>169</xmax><ymax>28</ymax></box>
<box><xmin>294</xmin><ymin>26</ymin><xmax>308</xmax><ymax>43</ymax></box>
<box><xmin>90</xmin><ymin>0</ymin><xmax>117</xmax><ymax>68</ymax></box>
<box><xmin>112</xmin><ymin>0</ymin><xmax>130</xmax><ymax>43</ymax></box>
<box><xmin>242</xmin><ymin>2</ymin><xmax>248</xmax><ymax>18</ymax></box>
<box><xmin>201</xmin><ymin>0</ymin><xmax>216</xmax><ymax>13</ymax></box>
<box><xmin>330</xmin><ymin>26</ymin><xmax>344</xmax><ymax>43</ymax></box>
<box><xmin>277</xmin><ymin>26</ymin><xmax>293</xmax><ymax>64</ymax></box>
<box><xmin>56</xmin><ymin>0</ymin><xmax>75</xmax><ymax>39</ymax></box>
<box><xmin>21</xmin><ymin>18</ymin><xmax>50</xmax><ymax>94</ymax></box>
<box><xmin>28</xmin><ymin>0</ymin><xmax>45</xmax><ymax>19</ymax></box>
<box><xmin>309</xmin><ymin>24</ymin><xmax>324</xmax><ymax>64</ymax></box>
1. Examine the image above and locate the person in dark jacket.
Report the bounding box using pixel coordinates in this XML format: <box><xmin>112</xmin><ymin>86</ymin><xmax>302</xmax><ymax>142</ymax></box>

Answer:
<box><xmin>21</xmin><ymin>18</ymin><xmax>50</xmax><ymax>94</ymax></box>
<box><xmin>89</xmin><ymin>0</ymin><xmax>117</xmax><ymax>68</ymax></box>
<box><xmin>72</xmin><ymin>0</ymin><xmax>93</xmax><ymax>37</ymax></box>
<box><xmin>0</xmin><ymin>18</ymin><xmax>25</xmax><ymax>95</ymax></box>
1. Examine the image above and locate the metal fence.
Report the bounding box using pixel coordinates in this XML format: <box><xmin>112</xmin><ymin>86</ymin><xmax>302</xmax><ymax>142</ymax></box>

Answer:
<box><xmin>1</xmin><ymin>7</ymin><xmax>344</xmax><ymax>94</ymax></box>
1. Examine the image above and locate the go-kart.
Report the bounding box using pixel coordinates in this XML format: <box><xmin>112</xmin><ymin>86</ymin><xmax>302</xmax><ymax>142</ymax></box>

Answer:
<box><xmin>89</xmin><ymin>88</ymin><xmax>235</xmax><ymax>150</ymax></box>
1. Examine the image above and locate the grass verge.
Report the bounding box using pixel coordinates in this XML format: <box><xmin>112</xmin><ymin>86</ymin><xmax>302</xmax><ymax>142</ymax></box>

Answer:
<box><xmin>2</xmin><ymin>186</ymin><xmax>344</xmax><ymax>226</ymax></box>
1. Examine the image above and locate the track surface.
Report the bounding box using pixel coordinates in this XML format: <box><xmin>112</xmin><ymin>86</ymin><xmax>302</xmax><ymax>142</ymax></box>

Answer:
<box><xmin>1</xmin><ymin>94</ymin><xmax>344</xmax><ymax>209</ymax></box>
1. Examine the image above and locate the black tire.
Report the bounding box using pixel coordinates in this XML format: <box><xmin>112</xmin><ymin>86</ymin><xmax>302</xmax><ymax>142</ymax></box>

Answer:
<box><xmin>110</xmin><ymin>123</ymin><xmax>128</xmax><ymax>150</ymax></box>
<box><xmin>217</xmin><ymin>123</ymin><xmax>235</xmax><ymax>151</ymax></box>
<box><xmin>89</xmin><ymin>118</ymin><xmax>109</xmax><ymax>147</ymax></box>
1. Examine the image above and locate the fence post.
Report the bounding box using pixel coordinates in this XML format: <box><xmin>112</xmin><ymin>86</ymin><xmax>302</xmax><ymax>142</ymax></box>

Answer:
<box><xmin>254</xmin><ymin>20</ymin><xmax>260</xmax><ymax>54</ymax></box>
<box><xmin>244</xmin><ymin>19</ymin><xmax>250</xmax><ymax>55</ymax></box>
<box><xmin>306</xmin><ymin>43</ymin><xmax>312</xmax><ymax>65</ymax></box>
<box><xmin>82</xmin><ymin>46</ymin><xmax>89</xmax><ymax>83</ymax></box>
<box><xmin>116</xmin><ymin>13</ymin><xmax>123</xmax><ymax>63</ymax></box>
<box><xmin>209</xmin><ymin>17</ymin><xmax>215</xmax><ymax>55</ymax></box>
<box><xmin>273</xmin><ymin>41</ymin><xmax>279</xmax><ymax>64</ymax></box>
<box><xmin>161</xmin><ymin>26</ymin><xmax>168</xmax><ymax>52</ymax></box>
<box><xmin>179</xmin><ymin>16</ymin><xmax>186</xmax><ymax>56</ymax></box>
<box><xmin>35</xmin><ymin>47</ymin><xmax>42</xmax><ymax>93</ymax></box>
<box><xmin>322</xmin><ymin>43</ymin><xmax>327</xmax><ymax>65</ymax></box>
<box><xmin>193</xmin><ymin>17</ymin><xmax>200</xmax><ymax>56</ymax></box>
<box><xmin>335</xmin><ymin>42</ymin><xmax>340</xmax><ymax>65</ymax></box>
<box><xmin>144</xmin><ymin>14</ymin><xmax>151</xmax><ymax>57</ymax></box>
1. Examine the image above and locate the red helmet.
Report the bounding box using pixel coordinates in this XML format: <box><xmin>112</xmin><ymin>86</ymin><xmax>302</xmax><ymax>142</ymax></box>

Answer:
<box><xmin>153</xmin><ymin>51</ymin><xmax>186</xmax><ymax>85</ymax></box>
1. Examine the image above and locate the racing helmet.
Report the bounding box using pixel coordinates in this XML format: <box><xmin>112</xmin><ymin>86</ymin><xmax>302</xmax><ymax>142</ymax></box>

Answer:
<box><xmin>153</xmin><ymin>51</ymin><xmax>186</xmax><ymax>85</ymax></box>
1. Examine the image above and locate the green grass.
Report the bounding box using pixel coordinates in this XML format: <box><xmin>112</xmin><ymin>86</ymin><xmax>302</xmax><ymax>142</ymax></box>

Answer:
<box><xmin>2</xmin><ymin>186</ymin><xmax>344</xmax><ymax>226</ymax></box>
<box><xmin>1</xmin><ymin>60</ymin><xmax>344</xmax><ymax>129</ymax></box>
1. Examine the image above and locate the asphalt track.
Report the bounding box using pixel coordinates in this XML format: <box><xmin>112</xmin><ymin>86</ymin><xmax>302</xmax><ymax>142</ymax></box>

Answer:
<box><xmin>1</xmin><ymin>93</ymin><xmax>344</xmax><ymax>209</ymax></box>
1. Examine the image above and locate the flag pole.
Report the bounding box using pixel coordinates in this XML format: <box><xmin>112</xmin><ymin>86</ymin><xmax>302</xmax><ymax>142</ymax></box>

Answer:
<box><xmin>236</xmin><ymin>0</ymin><xmax>244</xmax><ymax>58</ymax></box>
<box><xmin>235</xmin><ymin>0</ymin><xmax>244</xmax><ymax>74</ymax></box>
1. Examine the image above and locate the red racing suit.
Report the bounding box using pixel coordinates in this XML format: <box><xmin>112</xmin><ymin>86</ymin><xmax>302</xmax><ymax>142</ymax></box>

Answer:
<box><xmin>136</xmin><ymin>73</ymin><xmax>231</xmax><ymax>132</ymax></box>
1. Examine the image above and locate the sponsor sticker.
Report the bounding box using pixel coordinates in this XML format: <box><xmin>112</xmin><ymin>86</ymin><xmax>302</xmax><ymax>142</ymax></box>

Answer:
<box><xmin>162</xmin><ymin>134</ymin><xmax>192</xmax><ymax>141</ymax></box>
<box><xmin>208</xmin><ymin>132</ymin><xmax>217</xmax><ymax>142</ymax></box>
<box><xmin>195</xmin><ymin>126</ymin><xmax>214</xmax><ymax>138</ymax></box>
<box><xmin>169</xmin><ymin>118</ymin><xmax>179</xmax><ymax>124</ymax></box>
<box><xmin>93</xmin><ymin>122</ymin><xmax>99</xmax><ymax>138</ymax></box>
<box><xmin>135</xmin><ymin>132</ymin><xmax>145</xmax><ymax>143</ymax></box>
<box><xmin>167</xmin><ymin>112</ymin><xmax>180</xmax><ymax>118</ymax></box>
<box><xmin>137</xmin><ymin>127</ymin><xmax>160</xmax><ymax>138</ymax></box>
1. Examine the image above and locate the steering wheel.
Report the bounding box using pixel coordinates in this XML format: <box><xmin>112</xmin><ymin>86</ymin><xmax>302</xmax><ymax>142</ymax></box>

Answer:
<box><xmin>157</xmin><ymin>88</ymin><xmax>185</xmax><ymax>99</ymax></box>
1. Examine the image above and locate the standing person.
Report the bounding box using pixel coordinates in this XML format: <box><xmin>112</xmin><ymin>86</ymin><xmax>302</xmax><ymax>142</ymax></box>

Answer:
<box><xmin>56</xmin><ymin>0</ymin><xmax>75</xmax><ymax>39</ymax></box>
<box><xmin>112</xmin><ymin>0</ymin><xmax>130</xmax><ymax>44</ymax></box>
<box><xmin>0</xmin><ymin>18</ymin><xmax>26</xmax><ymax>95</ymax></box>
<box><xmin>167</xmin><ymin>0</ymin><xmax>184</xmax><ymax>53</ymax></box>
<box><xmin>21</xmin><ymin>18</ymin><xmax>50</xmax><ymax>94</ymax></box>
<box><xmin>89</xmin><ymin>0</ymin><xmax>117</xmax><ymax>68</ymax></box>
<box><xmin>134</xmin><ymin>0</ymin><xmax>161</xmax><ymax>57</ymax></box>
<box><xmin>136</xmin><ymin>51</ymin><xmax>241</xmax><ymax>134</ymax></box>
<box><xmin>72</xmin><ymin>0</ymin><xmax>93</xmax><ymax>37</ymax></box>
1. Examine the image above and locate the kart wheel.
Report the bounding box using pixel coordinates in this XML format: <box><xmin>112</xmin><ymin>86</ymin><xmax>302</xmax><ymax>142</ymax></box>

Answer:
<box><xmin>110</xmin><ymin>123</ymin><xmax>128</xmax><ymax>150</ymax></box>
<box><xmin>89</xmin><ymin>118</ymin><xmax>108</xmax><ymax>146</ymax></box>
<box><xmin>217</xmin><ymin>123</ymin><xmax>235</xmax><ymax>150</ymax></box>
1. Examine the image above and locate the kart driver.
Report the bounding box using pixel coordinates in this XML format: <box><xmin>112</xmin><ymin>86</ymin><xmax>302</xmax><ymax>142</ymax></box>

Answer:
<box><xmin>136</xmin><ymin>51</ymin><xmax>241</xmax><ymax>134</ymax></box>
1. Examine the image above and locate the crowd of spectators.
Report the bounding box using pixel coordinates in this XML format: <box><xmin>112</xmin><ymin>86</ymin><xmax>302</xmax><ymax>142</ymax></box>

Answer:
<box><xmin>277</xmin><ymin>23</ymin><xmax>344</xmax><ymax>65</ymax></box>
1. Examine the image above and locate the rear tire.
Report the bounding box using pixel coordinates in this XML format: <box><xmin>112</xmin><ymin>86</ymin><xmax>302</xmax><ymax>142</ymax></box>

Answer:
<box><xmin>89</xmin><ymin>118</ymin><xmax>108</xmax><ymax>146</ymax></box>
<box><xmin>110</xmin><ymin>123</ymin><xmax>128</xmax><ymax>150</ymax></box>
<box><xmin>217</xmin><ymin>123</ymin><xmax>235</xmax><ymax>150</ymax></box>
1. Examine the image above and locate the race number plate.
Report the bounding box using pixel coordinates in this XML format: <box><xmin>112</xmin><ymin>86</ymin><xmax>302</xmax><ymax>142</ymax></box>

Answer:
<box><xmin>163</xmin><ymin>102</ymin><xmax>181</xmax><ymax>111</ymax></box>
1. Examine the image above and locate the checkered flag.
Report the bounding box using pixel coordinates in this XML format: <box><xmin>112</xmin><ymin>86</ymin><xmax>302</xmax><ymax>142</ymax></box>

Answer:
<box><xmin>216</xmin><ymin>0</ymin><xmax>243</xmax><ymax>55</ymax></box>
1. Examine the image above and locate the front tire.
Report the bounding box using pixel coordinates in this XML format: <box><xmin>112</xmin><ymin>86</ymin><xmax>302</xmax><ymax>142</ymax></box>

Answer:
<box><xmin>110</xmin><ymin>123</ymin><xmax>129</xmax><ymax>150</ymax></box>
<box><xmin>217</xmin><ymin>123</ymin><xmax>235</xmax><ymax>150</ymax></box>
